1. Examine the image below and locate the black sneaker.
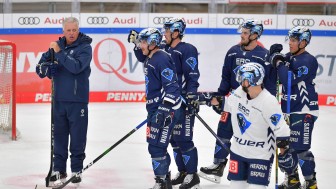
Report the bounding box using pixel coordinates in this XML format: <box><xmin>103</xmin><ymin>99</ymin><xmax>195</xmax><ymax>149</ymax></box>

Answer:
<box><xmin>171</xmin><ymin>171</ymin><xmax>187</xmax><ymax>185</ymax></box>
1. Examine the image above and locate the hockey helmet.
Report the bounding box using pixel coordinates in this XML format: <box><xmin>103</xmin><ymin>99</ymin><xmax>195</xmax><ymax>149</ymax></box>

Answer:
<box><xmin>138</xmin><ymin>28</ymin><xmax>163</xmax><ymax>47</ymax></box>
<box><xmin>286</xmin><ymin>26</ymin><xmax>312</xmax><ymax>45</ymax></box>
<box><xmin>238</xmin><ymin>19</ymin><xmax>264</xmax><ymax>38</ymax></box>
<box><xmin>163</xmin><ymin>18</ymin><xmax>186</xmax><ymax>37</ymax></box>
<box><xmin>236</xmin><ymin>62</ymin><xmax>265</xmax><ymax>86</ymax></box>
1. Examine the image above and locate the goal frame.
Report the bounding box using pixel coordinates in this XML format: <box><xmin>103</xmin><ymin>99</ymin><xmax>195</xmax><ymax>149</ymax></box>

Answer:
<box><xmin>0</xmin><ymin>40</ymin><xmax>16</xmax><ymax>140</ymax></box>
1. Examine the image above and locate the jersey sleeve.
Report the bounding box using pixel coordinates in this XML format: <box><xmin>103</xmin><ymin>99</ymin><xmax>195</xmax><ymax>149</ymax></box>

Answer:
<box><xmin>218</xmin><ymin>49</ymin><xmax>235</xmax><ymax>95</ymax></box>
<box><xmin>278</xmin><ymin>53</ymin><xmax>318</xmax><ymax>89</ymax></box>
<box><xmin>262</xmin><ymin>96</ymin><xmax>290</xmax><ymax>140</ymax></box>
<box><xmin>182</xmin><ymin>44</ymin><xmax>200</xmax><ymax>94</ymax></box>
<box><xmin>134</xmin><ymin>47</ymin><xmax>147</xmax><ymax>63</ymax></box>
<box><xmin>158</xmin><ymin>55</ymin><xmax>181</xmax><ymax>105</ymax></box>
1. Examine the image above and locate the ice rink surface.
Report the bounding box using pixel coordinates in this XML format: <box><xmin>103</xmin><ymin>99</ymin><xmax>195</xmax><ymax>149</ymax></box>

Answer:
<box><xmin>0</xmin><ymin>103</ymin><xmax>335</xmax><ymax>189</ymax></box>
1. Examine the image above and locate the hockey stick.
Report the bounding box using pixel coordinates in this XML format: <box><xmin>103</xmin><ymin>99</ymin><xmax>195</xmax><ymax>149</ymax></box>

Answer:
<box><xmin>45</xmin><ymin>48</ymin><xmax>55</xmax><ymax>187</ymax></box>
<box><xmin>181</xmin><ymin>97</ymin><xmax>230</xmax><ymax>154</ymax></box>
<box><xmin>35</xmin><ymin>119</ymin><xmax>147</xmax><ymax>189</ymax></box>
<box><xmin>275</xmin><ymin>76</ymin><xmax>281</xmax><ymax>189</ymax></box>
<box><xmin>275</xmin><ymin>71</ymin><xmax>292</xmax><ymax>189</ymax></box>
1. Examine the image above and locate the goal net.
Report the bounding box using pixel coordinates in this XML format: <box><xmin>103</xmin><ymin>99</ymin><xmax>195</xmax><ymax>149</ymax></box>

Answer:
<box><xmin>0</xmin><ymin>40</ymin><xmax>17</xmax><ymax>140</ymax></box>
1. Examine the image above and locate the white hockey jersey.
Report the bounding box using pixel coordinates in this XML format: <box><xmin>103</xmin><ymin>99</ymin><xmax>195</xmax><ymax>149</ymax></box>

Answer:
<box><xmin>225</xmin><ymin>86</ymin><xmax>290</xmax><ymax>160</ymax></box>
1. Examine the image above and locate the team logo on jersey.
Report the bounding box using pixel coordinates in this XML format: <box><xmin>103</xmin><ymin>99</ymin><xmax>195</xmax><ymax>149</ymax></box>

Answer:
<box><xmin>161</xmin><ymin>68</ymin><xmax>174</xmax><ymax>81</ymax></box>
<box><xmin>297</xmin><ymin>66</ymin><xmax>308</xmax><ymax>77</ymax></box>
<box><xmin>270</xmin><ymin>114</ymin><xmax>281</xmax><ymax>126</ymax></box>
<box><xmin>237</xmin><ymin>113</ymin><xmax>251</xmax><ymax>134</ymax></box>
<box><xmin>186</xmin><ymin>57</ymin><xmax>197</xmax><ymax>70</ymax></box>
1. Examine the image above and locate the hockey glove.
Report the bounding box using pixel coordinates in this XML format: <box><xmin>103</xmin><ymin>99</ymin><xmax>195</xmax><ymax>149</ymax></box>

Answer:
<box><xmin>156</xmin><ymin>103</ymin><xmax>175</xmax><ymax>128</ymax></box>
<box><xmin>186</xmin><ymin>92</ymin><xmax>212</xmax><ymax>114</ymax></box>
<box><xmin>36</xmin><ymin>61</ymin><xmax>58</xmax><ymax>79</ymax></box>
<box><xmin>270</xmin><ymin>43</ymin><xmax>283</xmax><ymax>54</ymax></box>
<box><xmin>212</xmin><ymin>95</ymin><xmax>225</xmax><ymax>115</ymax></box>
<box><xmin>278</xmin><ymin>148</ymin><xmax>298</xmax><ymax>174</ymax></box>
<box><xmin>270</xmin><ymin>52</ymin><xmax>286</xmax><ymax>68</ymax></box>
<box><xmin>127</xmin><ymin>30</ymin><xmax>139</xmax><ymax>46</ymax></box>
<box><xmin>276</xmin><ymin>138</ymin><xmax>289</xmax><ymax>148</ymax></box>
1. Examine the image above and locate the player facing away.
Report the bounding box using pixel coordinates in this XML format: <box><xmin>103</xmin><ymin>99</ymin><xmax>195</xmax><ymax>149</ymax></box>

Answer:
<box><xmin>224</xmin><ymin>62</ymin><xmax>290</xmax><ymax>189</ymax></box>
<box><xmin>36</xmin><ymin>17</ymin><xmax>92</xmax><ymax>186</ymax></box>
<box><xmin>128</xmin><ymin>18</ymin><xmax>201</xmax><ymax>189</ymax></box>
<box><xmin>190</xmin><ymin>19</ymin><xmax>277</xmax><ymax>184</ymax></box>
<box><xmin>269</xmin><ymin>26</ymin><xmax>319</xmax><ymax>189</ymax></box>
<box><xmin>137</xmin><ymin>28</ymin><xmax>182</xmax><ymax>189</ymax></box>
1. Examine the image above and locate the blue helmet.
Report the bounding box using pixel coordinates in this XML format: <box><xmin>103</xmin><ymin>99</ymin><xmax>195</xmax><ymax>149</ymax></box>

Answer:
<box><xmin>138</xmin><ymin>28</ymin><xmax>162</xmax><ymax>47</ymax></box>
<box><xmin>286</xmin><ymin>26</ymin><xmax>312</xmax><ymax>44</ymax></box>
<box><xmin>239</xmin><ymin>19</ymin><xmax>263</xmax><ymax>38</ymax></box>
<box><xmin>236</xmin><ymin>62</ymin><xmax>265</xmax><ymax>86</ymax></box>
<box><xmin>163</xmin><ymin>18</ymin><xmax>186</xmax><ymax>37</ymax></box>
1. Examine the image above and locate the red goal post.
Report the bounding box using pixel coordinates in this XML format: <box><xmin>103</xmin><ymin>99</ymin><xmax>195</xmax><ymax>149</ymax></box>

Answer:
<box><xmin>0</xmin><ymin>40</ymin><xmax>17</xmax><ymax>140</ymax></box>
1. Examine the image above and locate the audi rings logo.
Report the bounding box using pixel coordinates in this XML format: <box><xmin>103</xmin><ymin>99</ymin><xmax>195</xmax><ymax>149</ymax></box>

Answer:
<box><xmin>18</xmin><ymin>17</ymin><xmax>40</xmax><ymax>25</ymax></box>
<box><xmin>222</xmin><ymin>17</ymin><xmax>245</xmax><ymax>25</ymax></box>
<box><xmin>87</xmin><ymin>17</ymin><xmax>109</xmax><ymax>25</ymax></box>
<box><xmin>153</xmin><ymin>17</ymin><xmax>173</xmax><ymax>25</ymax></box>
<box><xmin>292</xmin><ymin>19</ymin><xmax>315</xmax><ymax>27</ymax></box>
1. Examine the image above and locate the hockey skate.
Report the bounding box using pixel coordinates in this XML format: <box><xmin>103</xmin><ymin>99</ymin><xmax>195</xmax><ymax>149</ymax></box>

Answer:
<box><xmin>278</xmin><ymin>171</ymin><xmax>301</xmax><ymax>189</ymax></box>
<box><xmin>179</xmin><ymin>173</ymin><xmax>201</xmax><ymax>189</ymax></box>
<box><xmin>71</xmin><ymin>172</ymin><xmax>82</xmax><ymax>187</ymax></box>
<box><xmin>301</xmin><ymin>172</ymin><xmax>318</xmax><ymax>189</ymax></box>
<box><xmin>151</xmin><ymin>176</ymin><xmax>172</xmax><ymax>189</ymax></box>
<box><xmin>49</xmin><ymin>171</ymin><xmax>67</xmax><ymax>186</ymax></box>
<box><xmin>171</xmin><ymin>171</ymin><xmax>187</xmax><ymax>186</ymax></box>
<box><xmin>198</xmin><ymin>160</ymin><xmax>227</xmax><ymax>184</ymax></box>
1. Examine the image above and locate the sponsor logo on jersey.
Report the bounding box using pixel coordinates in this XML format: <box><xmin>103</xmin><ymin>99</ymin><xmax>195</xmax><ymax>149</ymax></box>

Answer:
<box><xmin>233</xmin><ymin>136</ymin><xmax>265</xmax><ymax>148</ymax></box>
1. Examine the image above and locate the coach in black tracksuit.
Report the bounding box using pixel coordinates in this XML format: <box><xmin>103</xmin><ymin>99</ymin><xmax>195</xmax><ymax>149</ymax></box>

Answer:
<box><xmin>36</xmin><ymin>17</ymin><xmax>92</xmax><ymax>184</ymax></box>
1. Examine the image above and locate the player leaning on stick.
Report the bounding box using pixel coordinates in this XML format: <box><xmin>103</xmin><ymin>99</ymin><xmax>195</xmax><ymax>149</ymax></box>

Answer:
<box><xmin>269</xmin><ymin>26</ymin><xmax>319</xmax><ymax>189</ymax></box>
<box><xmin>187</xmin><ymin>19</ymin><xmax>277</xmax><ymax>184</ymax></box>
<box><xmin>128</xmin><ymin>18</ymin><xmax>201</xmax><ymax>189</ymax></box>
<box><xmin>136</xmin><ymin>27</ymin><xmax>182</xmax><ymax>189</ymax></box>
<box><xmin>36</xmin><ymin>17</ymin><xmax>92</xmax><ymax>186</ymax></box>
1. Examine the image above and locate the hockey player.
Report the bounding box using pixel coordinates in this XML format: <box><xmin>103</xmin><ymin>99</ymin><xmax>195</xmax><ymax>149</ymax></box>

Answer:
<box><xmin>269</xmin><ymin>26</ymin><xmax>319</xmax><ymax>189</ymax></box>
<box><xmin>128</xmin><ymin>18</ymin><xmax>201</xmax><ymax>189</ymax></box>
<box><xmin>224</xmin><ymin>62</ymin><xmax>290</xmax><ymax>189</ymax></box>
<box><xmin>188</xmin><ymin>19</ymin><xmax>277</xmax><ymax>184</ymax></box>
<box><xmin>188</xmin><ymin>63</ymin><xmax>290</xmax><ymax>188</ymax></box>
<box><xmin>137</xmin><ymin>27</ymin><xmax>182</xmax><ymax>189</ymax></box>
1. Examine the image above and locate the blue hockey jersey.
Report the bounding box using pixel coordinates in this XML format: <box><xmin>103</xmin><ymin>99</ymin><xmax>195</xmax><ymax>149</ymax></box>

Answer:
<box><xmin>278</xmin><ymin>51</ymin><xmax>319</xmax><ymax>116</ymax></box>
<box><xmin>135</xmin><ymin>42</ymin><xmax>200</xmax><ymax>96</ymax></box>
<box><xmin>143</xmin><ymin>50</ymin><xmax>181</xmax><ymax>112</ymax></box>
<box><xmin>218</xmin><ymin>44</ymin><xmax>277</xmax><ymax>96</ymax></box>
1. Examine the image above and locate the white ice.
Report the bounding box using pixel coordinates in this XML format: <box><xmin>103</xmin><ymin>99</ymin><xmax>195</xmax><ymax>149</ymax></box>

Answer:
<box><xmin>0</xmin><ymin>103</ymin><xmax>335</xmax><ymax>188</ymax></box>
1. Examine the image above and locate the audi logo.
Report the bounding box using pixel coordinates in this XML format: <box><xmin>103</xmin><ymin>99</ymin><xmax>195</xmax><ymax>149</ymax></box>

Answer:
<box><xmin>292</xmin><ymin>19</ymin><xmax>315</xmax><ymax>27</ymax></box>
<box><xmin>18</xmin><ymin>17</ymin><xmax>40</xmax><ymax>25</ymax></box>
<box><xmin>87</xmin><ymin>17</ymin><xmax>109</xmax><ymax>25</ymax></box>
<box><xmin>152</xmin><ymin>17</ymin><xmax>173</xmax><ymax>25</ymax></box>
<box><xmin>222</xmin><ymin>17</ymin><xmax>245</xmax><ymax>25</ymax></box>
